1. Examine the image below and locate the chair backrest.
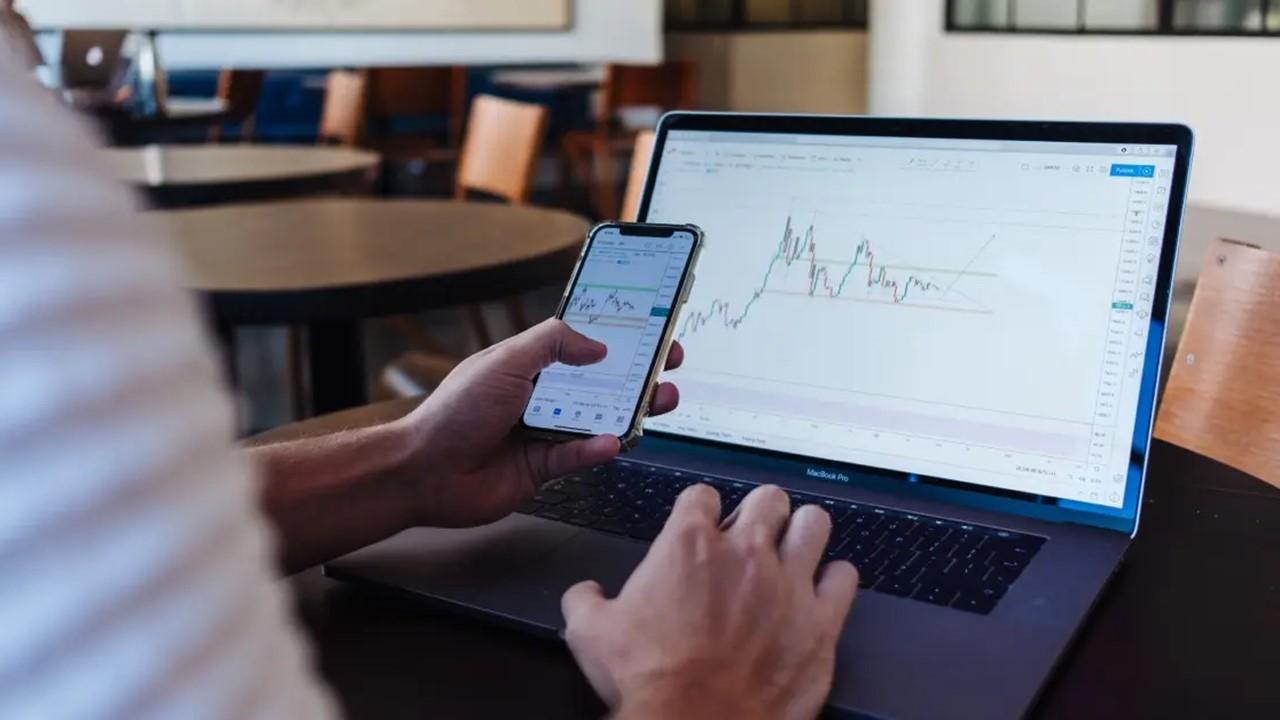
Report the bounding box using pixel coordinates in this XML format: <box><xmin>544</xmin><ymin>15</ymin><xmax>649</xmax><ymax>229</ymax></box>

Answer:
<box><xmin>368</xmin><ymin>67</ymin><xmax>468</xmax><ymax>147</ymax></box>
<box><xmin>597</xmin><ymin>61</ymin><xmax>696</xmax><ymax>133</ymax></box>
<box><xmin>455</xmin><ymin>94</ymin><xmax>549</xmax><ymax>204</ymax></box>
<box><xmin>216</xmin><ymin>69</ymin><xmax>266</xmax><ymax>122</ymax></box>
<box><xmin>619</xmin><ymin>130</ymin><xmax>656</xmax><ymax>222</ymax></box>
<box><xmin>1155</xmin><ymin>238</ymin><xmax>1280</xmax><ymax>489</ymax></box>
<box><xmin>318</xmin><ymin>69</ymin><xmax>370</xmax><ymax>147</ymax></box>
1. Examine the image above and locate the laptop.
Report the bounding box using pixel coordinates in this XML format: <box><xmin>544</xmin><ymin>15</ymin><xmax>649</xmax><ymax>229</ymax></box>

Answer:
<box><xmin>59</xmin><ymin>30</ymin><xmax>128</xmax><ymax>90</ymax></box>
<box><xmin>327</xmin><ymin>114</ymin><xmax>1193</xmax><ymax>719</ymax></box>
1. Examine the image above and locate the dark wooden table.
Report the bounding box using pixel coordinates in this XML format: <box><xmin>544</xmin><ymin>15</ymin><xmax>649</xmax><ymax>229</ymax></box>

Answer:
<box><xmin>273</xmin><ymin>401</ymin><xmax>1280</xmax><ymax>719</ymax></box>
<box><xmin>156</xmin><ymin>199</ymin><xmax>589</xmax><ymax>415</ymax></box>
<box><xmin>102</xmin><ymin>145</ymin><xmax>380</xmax><ymax>208</ymax></box>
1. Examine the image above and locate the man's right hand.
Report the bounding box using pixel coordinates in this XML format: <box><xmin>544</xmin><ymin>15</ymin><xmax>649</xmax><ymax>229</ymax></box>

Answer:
<box><xmin>561</xmin><ymin>484</ymin><xmax>859</xmax><ymax>720</ymax></box>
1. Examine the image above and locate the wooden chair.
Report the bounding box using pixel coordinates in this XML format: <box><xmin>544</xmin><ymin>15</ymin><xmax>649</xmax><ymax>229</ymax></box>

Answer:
<box><xmin>453</xmin><ymin>94</ymin><xmax>549</xmax><ymax>343</ymax></box>
<box><xmin>380</xmin><ymin>95</ymin><xmax>551</xmax><ymax>398</ymax></box>
<box><xmin>1155</xmin><ymin>239</ymin><xmax>1280</xmax><ymax>489</ymax></box>
<box><xmin>366</xmin><ymin>66</ymin><xmax>468</xmax><ymax>153</ymax></box>
<box><xmin>619</xmin><ymin>130</ymin><xmax>656</xmax><ymax>222</ymax></box>
<box><xmin>209</xmin><ymin>69</ymin><xmax>266</xmax><ymax>142</ymax></box>
<box><xmin>455</xmin><ymin>94</ymin><xmax>549</xmax><ymax>205</ymax></box>
<box><xmin>561</xmin><ymin>61</ymin><xmax>695</xmax><ymax>219</ymax></box>
<box><xmin>318</xmin><ymin>69</ymin><xmax>371</xmax><ymax>147</ymax></box>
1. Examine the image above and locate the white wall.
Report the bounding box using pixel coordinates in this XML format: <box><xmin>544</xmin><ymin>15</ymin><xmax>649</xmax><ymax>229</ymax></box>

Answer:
<box><xmin>667</xmin><ymin>31</ymin><xmax>868</xmax><ymax>114</ymax></box>
<box><xmin>920</xmin><ymin>33</ymin><xmax>1280</xmax><ymax>216</ymax></box>
<box><xmin>145</xmin><ymin>0</ymin><xmax>660</xmax><ymax>68</ymax></box>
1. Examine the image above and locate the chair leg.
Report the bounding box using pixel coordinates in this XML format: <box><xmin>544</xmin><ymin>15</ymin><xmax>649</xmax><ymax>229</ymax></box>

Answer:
<box><xmin>387</xmin><ymin>315</ymin><xmax>450</xmax><ymax>355</ymax></box>
<box><xmin>505</xmin><ymin>297</ymin><xmax>532</xmax><ymax>335</ymax></box>
<box><xmin>467</xmin><ymin>305</ymin><xmax>494</xmax><ymax>349</ymax></box>
<box><xmin>558</xmin><ymin>145</ymin><xmax>576</xmax><ymax>208</ymax></box>
<box><xmin>286</xmin><ymin>326</ymin><xmax>308</xmax><ymax>420</ymax></box>
<box><xmin>567</xmin><ymin>144</ymin><xmax>598</xmax><ymax>218</ymax></box>
<box><xmin>593</xmin><ymin>141</ymin><xmax>621</xmax><ymax>220</ymax></box>
<box><xmin>241</xmin><ymin>114</ymin><xmax>257</xmax><ymax>143</ymax></box>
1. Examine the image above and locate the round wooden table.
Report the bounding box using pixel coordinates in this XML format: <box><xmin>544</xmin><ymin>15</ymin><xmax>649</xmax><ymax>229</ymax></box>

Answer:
<box><xmin>102</xmin><ymin>145</ymin><xmax>381</xmax><ymax>208</ymax></box>
<box><xmin>153</xmin><ymin>198</ymin><xmax>590</xmax><ymax>414</ymax></box>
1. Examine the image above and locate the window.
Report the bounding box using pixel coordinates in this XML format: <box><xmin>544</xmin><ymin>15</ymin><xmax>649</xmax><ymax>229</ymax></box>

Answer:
<box><xmin>948</xmin><ymin>0</ymin><xmax>1280</xmax><ymax>34</ymax></box>
<box><xmin>666</xmin><ymin>0</ymin><xmax>869</xmax><ymax>30</ymax></box>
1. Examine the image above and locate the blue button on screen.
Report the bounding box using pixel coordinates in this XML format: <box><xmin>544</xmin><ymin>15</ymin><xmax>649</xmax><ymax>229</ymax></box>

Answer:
<box><xmin>1110</xmin><ymin>164</ymin><xmax>1155</xmax><ymax>177</ymax></box>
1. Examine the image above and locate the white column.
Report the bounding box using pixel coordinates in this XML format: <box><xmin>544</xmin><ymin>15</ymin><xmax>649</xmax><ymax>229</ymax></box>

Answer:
<box><xmin>866</xmin><ymin>0</ymin><xmax>942</xmax><ymax>116</ymax></box>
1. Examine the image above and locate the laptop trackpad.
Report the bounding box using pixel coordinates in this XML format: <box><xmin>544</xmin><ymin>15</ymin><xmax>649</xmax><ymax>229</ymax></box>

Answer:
<box><xmin>326</xmin><ymin>514</ymin><xmax>578</xmax><ymax>602</ymax></box>
<box><xmin>326</xmin><ymin>516</ymin><xmax>650</xmax><ymax>633</ymax></box>
<box><xmin>469</xmin><ymin>524</ymin><xmax>650</xmax><ymax>632</ymax></box>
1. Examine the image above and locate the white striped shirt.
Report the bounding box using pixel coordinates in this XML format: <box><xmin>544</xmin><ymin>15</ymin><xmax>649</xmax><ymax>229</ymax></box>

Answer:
<box><xmin>0</xmin><ymin>58</ymin><xmax>336</xmax><ymax>718</ymax></box>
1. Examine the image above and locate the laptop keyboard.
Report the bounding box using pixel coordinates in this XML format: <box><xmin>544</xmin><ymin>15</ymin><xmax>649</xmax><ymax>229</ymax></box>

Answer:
<box><xmin>518</xmin><ymin>460</ymin><xmax>1046</xmax><ymax>615</ymax></box>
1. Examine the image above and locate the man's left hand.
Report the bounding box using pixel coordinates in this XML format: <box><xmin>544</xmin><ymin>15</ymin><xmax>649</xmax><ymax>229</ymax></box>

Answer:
<box><xmin>394</xmin><ymin>319</ymin><xmax>683</xmax><ymax>528</ymax></box>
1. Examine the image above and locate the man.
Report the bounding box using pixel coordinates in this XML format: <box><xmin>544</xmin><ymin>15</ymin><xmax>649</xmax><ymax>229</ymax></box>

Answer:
<box><xmin>0</xmin><ymin>53</ymin><xmax>857</xmax><ymax>719</ymax></box>
<box><xmin>0</xmin><ymin>0</ymin><xmax>40</xmax><ymax>71</ymax></box>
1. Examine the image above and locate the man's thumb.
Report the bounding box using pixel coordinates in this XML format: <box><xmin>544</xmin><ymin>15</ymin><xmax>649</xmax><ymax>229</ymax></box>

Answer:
<box><xmin>561</xmin><ymin>579</ymin><xmax>606</xmax><ymax>626</ymax></box>
<box><xmin>499</xmin><ymin>318</ymin><xmax>607</xmax><ymax>378</ymax></box>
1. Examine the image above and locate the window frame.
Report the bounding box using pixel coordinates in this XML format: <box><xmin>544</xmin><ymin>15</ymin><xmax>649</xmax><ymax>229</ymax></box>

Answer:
<box><xmin>945</xmin><ymin>0</ymin><xmax>1278</xmax><ymax>36</ymax></box>
<box><xmin>665</xmin><ymin>0</ymin><xmax>869</xmax><ymax>32</ymax></box>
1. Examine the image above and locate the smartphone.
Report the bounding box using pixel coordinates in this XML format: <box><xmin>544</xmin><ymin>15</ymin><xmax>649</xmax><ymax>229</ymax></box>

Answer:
<box><xmin>522</xmin><ymin>222</ymin><xmax>703</xmax><ymax>448</ymax></box>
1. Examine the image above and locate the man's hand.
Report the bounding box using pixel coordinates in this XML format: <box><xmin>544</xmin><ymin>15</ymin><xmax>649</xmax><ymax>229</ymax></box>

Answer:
<box><xmin>561</xmin><ymin>484</ymin><xmax>859</xmax><ymax>720</ymax></box>
<box><xmin>397</xmin><ymin>318</ymin><xmax>683</xmax><ymax>528</ymax></box>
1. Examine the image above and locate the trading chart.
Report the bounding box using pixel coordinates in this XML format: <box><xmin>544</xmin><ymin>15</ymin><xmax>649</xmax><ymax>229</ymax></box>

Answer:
<box><xmin>645</xmin><ymin>131</ymin><xmax>1176</xmax><ymax>507</ymax></box>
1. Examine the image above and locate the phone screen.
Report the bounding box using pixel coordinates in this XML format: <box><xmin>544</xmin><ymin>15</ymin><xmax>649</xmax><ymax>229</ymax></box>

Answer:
<box><xmin>523</xmin><ymin>225</ymin><xmax>698</xmax><ymax>437</ymax></box>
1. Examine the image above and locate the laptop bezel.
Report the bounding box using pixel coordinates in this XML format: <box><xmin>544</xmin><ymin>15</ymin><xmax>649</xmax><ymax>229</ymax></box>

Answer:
<box><xmin>636</xmin><ymin>112</ymin><xmax>1194</xmax><ymax>536</ymax></box>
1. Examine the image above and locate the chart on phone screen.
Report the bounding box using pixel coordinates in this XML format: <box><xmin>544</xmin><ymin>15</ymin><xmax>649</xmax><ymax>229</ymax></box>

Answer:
<box><xmin>525</xmin><ymin>229</ymin><xmax>693</xmax><ymax>437</ymax></box>
<box><xmin>644</xmin><ymin>131</ymin><xmax>1177</xmax><ymax>508</ymax></box>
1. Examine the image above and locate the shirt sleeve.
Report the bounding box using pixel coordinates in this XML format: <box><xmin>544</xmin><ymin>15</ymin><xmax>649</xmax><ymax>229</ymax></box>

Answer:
<box><xmin>0</xmin><ymin>60</ymin><xmax>338</xmax><ymax>719</ymax></box>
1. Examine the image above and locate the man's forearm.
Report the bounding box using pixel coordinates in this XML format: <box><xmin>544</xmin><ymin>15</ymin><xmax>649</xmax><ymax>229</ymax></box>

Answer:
<box><xmin>248</xmin><ymin>419</ymin><xmax>422</xmax><ymax>573</ymax></box>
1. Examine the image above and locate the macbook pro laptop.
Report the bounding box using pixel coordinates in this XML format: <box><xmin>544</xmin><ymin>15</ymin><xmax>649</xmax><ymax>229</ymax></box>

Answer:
<box><xmin>327</xmin><ymin>114</ymin><xmax>1193</xmax><ymax>719</ymax></box>
<box><xmin>59</xmin><ymin>30</ymin><xmax>128</xmax><ymax>90</ymax></box>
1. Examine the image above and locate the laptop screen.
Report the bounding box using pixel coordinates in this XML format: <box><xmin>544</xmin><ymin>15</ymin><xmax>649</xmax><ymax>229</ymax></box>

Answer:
<box><xmin>643</xmin><ymin>129</ymin><xmax>1178</xmax><ymax>511</ymax></box>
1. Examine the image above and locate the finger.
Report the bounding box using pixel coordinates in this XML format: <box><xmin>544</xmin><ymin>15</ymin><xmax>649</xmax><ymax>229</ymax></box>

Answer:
<box><xmin>495</xmin><ymin>319</ymin><xmax>607</xmax><ymax>378</ymax></box>
<box><xmin>664</xmin><ymin>340</ymin><xmax>684</xmax><ymax>370</ymax></box>
<box><xmin>534</xmin><ymin>435</ymin><xmax>621</xmax><ymax>484</ymax></box>
<box><xmin>815</xmin><ymin>560</ymin><xmax>859</xmax><ymax>631</ymax></box>
<box><xmin>779</xmin><ymin>504</ymin><xmax>832</xmax><ymax>578</ymax></box>
<box><xmin>648</xmin><ymin>382</ymin><xmax>679</xmax><ymax>416</ymax></box>
<box><xmin>560</xmin><ymin>580</ymin><xmax>621</xmax><ymax>706</ymax></box>
<box><xmin>725</xmin><ymin>484</ymin><xmax>791</xmax><ymax>550</ymax></box>
<box><xmin>662</xmin><ymin>483</ymin><xmax>721</xmax><ymax>533</ymax></box>
<box><xmin>561</xmin><ymin>579</ymin><xmax>607</xmax><ymax>626</ymax></box>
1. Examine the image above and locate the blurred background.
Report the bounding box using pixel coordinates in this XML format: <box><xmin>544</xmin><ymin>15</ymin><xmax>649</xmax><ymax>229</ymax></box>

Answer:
<box><xmin>15</xmin><ymin>0</ymin><xmax>1279</xmax><ymax>432</ymax></box>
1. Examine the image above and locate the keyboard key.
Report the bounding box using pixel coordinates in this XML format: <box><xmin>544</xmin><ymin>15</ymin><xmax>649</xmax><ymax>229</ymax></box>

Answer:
<box><xmin>818</xmin><ymin>497</ymin><xmax>849</xmax><ymax>522</ymax></box>
<box><xmin>914</xmin><ymin>585</ymin><xmax>959</xmax><ymax>606</ymax></box>
<box><xmin>565</xmin><ymin>512</ymin><xmax>597</xmax><ymax>527</ymax></box>
<box><xmin>534</xmin><ymin>489</ymin><xmax>567</xmax><ymax>505</ymax></box>
<box><xmin>952</xmin><ymin>591</ymin><xmax>999</xmax><ymax>614</ymax></box>
<box><xmin>880</xmin><ymin>577</ymin><xmax>918</xmax><ymax>597</ymax></box>
<box><xmin>594</xmin><ymin>519</ymin><xmax>628</xmax><ymax>536</ymax></box>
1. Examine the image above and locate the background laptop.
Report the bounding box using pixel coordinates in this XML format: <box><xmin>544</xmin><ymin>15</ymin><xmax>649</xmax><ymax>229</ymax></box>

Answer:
<box><xmin>58</xmin><ymin>30</ymin><xmax>128</xmax><ymax>90</ymax></box>
<box><xmin>328</xmin><ymin>114</ymin><xmax>1193</xmax><ymax>719</ymax></box>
